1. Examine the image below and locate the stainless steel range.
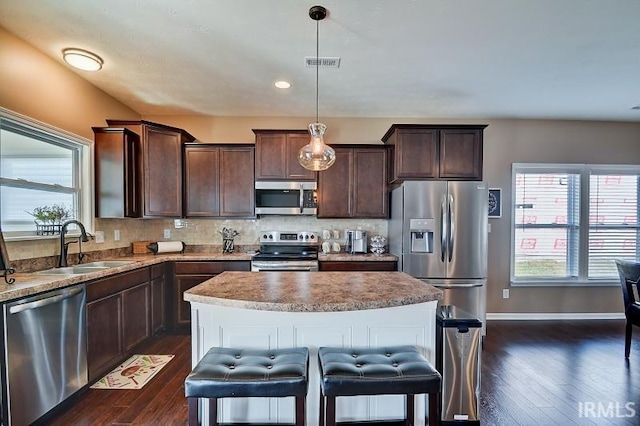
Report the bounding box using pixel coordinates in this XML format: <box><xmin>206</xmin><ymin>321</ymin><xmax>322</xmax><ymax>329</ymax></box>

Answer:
<box><xmin>251</xmin><ymin>231</ymin><xmax>319</xmax><ymax>271</ymax></box>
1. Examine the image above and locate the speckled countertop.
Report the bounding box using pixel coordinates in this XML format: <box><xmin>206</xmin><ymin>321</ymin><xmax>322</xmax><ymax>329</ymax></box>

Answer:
<box><xmin>0</xmin><ymin>252</ymin><xmax>251</xmax><ymax>303</ymax></box>
<box><xmin>318</xmin><ymin>253</ymin><xmax>397</xmax><ymax>262</ymax></box>
<box><xmin>0</xmin><ymin>252</ymin><xmax>398</xmax><ymax>303</ymax></box>
<box><xmin>184</xmin><ymin>271</ymin><xmax>441</xmax><ymax>312</ymax></box>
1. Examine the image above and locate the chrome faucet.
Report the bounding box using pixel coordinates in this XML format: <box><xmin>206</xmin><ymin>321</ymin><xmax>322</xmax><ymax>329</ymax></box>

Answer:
<box><xmin>58</xmin><ymin>220</ymin><xmax>89</xmax><ymax>268</ymax></box>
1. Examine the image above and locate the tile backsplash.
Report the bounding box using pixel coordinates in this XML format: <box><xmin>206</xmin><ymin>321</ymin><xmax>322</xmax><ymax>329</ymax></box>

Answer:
<box><xmin>5</xmin><ymin>217</ymin><xmax>388</xmax><ymax>261</ymax></box>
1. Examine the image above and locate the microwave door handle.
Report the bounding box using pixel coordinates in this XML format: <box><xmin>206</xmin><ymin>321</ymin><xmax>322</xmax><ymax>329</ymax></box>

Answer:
<box><xmin>299</xmin><ymin>183</ymin><xmax>304</xmax><ymax>214</ymax></box>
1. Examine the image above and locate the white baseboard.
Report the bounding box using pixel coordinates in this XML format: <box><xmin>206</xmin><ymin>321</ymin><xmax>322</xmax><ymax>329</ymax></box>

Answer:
<box><xmin>487</xmin><ymin>312</ymin><xmax>625</xmax><ymax>321</ymax></box>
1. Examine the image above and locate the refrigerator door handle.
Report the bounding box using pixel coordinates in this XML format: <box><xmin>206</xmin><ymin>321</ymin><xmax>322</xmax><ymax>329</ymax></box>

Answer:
<box><xmin>440</xmin><ymin>197</ymin><xmax>447</xmax><ymax>262</ymax></box>
<box><xmin>448</xmin><ymin>193</ymin><xmax>454</xmax><ymax>262</ymax></box>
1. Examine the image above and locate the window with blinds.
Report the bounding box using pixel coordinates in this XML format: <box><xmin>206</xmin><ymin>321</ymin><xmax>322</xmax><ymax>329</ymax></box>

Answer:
<box><xmin>0</xmin><ymin>109</ymin><xmax>91</xmax><ymax>237</ymax></box>
<box><xmin>512</xmin><ymin>164</ymin><xmax>640</xmax><ymax>285</ymax></box>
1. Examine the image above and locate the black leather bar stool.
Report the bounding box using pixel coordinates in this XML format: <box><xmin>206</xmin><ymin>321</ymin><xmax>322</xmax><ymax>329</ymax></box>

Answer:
<box><xmin>185</xmin><ymin>347</ymin><xmax>309</xmax><ymax>426</ymax></box>
<box><xmin>318</xmin><ymin>346</ymin><xmax>441</xmax><ymax>426</ymax></box>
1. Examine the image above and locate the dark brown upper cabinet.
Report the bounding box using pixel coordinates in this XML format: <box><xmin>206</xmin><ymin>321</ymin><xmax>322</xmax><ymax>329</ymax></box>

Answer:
<box><xmin>382</xmin><ymin>124</ymin><xmax>486</xmax><ymax>182</ymax></box>
<box><xmin>253</xmin><ymin>130</ymin><xmax>317</xmax><ymax>181</ymax></box>
<box><xmin>93</xmin><ymin>127</ymin><xmax>141</xmax><ymax>218</ymax></box>
<box><xmin>317</xmin><ymin>145</ymin><xmax>388</xmax><ymax>219</ymax></box>
<box><xmin>183</xmin><ymin>144</ymin><xmax>255</xmax><ymax>218</ymax></box>
<box><xmin>106</xmin><ymin>120</ymin><xmax>195</xmax><ymax>217</ymax></box>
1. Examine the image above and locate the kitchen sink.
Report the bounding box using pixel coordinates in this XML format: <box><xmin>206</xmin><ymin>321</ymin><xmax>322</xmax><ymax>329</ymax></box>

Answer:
<box><xmin>80</xmin><ymin>260</ymin><xmax>137</xmax><ymax>268</ymax></box>
<box><xmin>35</xmin><ymin>266</ymin><xmax>110</xmax><ymax>275</ymax></box>
<box><xmin>34</xmin><ymin>260</ymin><xmax>137</xmax><ymax>275</ymax></box>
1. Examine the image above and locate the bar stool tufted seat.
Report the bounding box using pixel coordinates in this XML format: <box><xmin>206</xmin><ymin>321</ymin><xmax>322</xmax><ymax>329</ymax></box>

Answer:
<box><xmin>318</xmin><ymin>345</ymin><xmax>441</xmax><ymax>426</ymax></box>
<box><xmin>185</xmin><ymin>346</ymin><xmax>309</xmax><ymax>426</ymax></box>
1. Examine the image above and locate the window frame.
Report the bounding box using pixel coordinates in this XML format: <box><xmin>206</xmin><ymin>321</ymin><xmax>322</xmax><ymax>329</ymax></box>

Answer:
<box><xmin>0</xmin><ymin>107</ymin><xmax>94</xmax><ymax>240</ymax></box>
<box><xmin>511</xmin><ymin>163</ymin><xmax>640</xmax><ymax>287</ymax></box>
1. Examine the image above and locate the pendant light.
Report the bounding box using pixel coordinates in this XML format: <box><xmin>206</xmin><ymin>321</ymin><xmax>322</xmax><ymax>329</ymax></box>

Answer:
<box><xmin>298</xmin><ymin>5</ymin><xmax>336</xmax><ymax>172</ymax></box>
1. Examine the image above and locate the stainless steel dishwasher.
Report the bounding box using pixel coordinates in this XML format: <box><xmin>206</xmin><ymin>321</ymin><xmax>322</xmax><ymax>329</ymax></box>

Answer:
<box><xmin>1</xmin><ymin>284</ymin><xmax>87</xmax><ymax>426</ymax></box>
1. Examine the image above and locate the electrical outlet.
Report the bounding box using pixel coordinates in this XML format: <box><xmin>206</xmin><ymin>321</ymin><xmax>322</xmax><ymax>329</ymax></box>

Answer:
<box><xmin>502</xmin><ymin>289</ymin><xmax>510</xmax><ymax>299</ymax></box>
<box><xmin>114</xmin><ymin>230</ymin><xmax>120</xmax><ymax>241</ymax></box>
<box><xmin>164</xmin><ymin>229</ymin><xmax>171</xmax><ymax>239</ymax></box>
<box><xmin>94</xmin><ymin>231</ymin><xmax>105</xmax><ymax>244</ymax></box>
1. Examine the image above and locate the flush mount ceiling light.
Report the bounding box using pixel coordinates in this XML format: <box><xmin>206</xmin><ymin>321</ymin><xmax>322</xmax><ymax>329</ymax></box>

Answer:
<box><xmin>62</xmin><ymin>48</ymin><xmax>103</xmax><ymax>71</ymax></box>
<box><xmin>298</xmin><ymin>5</ymin><xmax>336</xmax><ymax>172</ymax></box>
<box><xmin>275</xmin><ymin>80</ymin><xmax>291</xmax><ymax>89</ymax></box>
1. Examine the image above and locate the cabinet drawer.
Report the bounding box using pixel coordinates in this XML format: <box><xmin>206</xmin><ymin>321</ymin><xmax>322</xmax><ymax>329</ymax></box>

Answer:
<box><xmin>87</xmin><ymin>268</ymin><xmax>150</xmax><ymax>302</ymax></box>
<box><xmin>174</xmin><ymin>261</ymin><xmax>250</xmax><ymax>275</ymax></box>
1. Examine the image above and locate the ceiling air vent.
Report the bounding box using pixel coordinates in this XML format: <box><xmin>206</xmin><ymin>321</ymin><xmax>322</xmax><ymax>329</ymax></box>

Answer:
<box><xmin>305</xmin><ymin>56</ymin><xmax>341</xmax><ymax>68</ymax></box>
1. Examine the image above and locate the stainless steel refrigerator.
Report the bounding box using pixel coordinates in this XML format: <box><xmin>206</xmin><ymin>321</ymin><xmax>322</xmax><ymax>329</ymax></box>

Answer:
<box><xmin>389</xmin><ymin>181</ymin><xmax>488</xmax><ymax>334</ymax></box>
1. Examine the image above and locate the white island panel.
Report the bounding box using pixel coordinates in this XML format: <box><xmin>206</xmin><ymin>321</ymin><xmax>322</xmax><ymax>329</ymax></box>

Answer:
<box><xmin>190</xmin><ymin>301</ymin><xmax>438</xmax><ymax>425</ymax></box>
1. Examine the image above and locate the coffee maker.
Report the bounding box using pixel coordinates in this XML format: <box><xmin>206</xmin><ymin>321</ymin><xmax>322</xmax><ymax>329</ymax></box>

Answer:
<box><xmin>345</xmin><ymin>230</ymin><xmax>368</xmax><ymax>254</ymax></box>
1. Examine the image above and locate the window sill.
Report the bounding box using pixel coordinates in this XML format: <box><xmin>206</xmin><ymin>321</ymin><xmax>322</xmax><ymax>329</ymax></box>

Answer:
<box><xmin>2</xmin><ymin>232</ymin><xmax>84</xmax><ymax>242</ymax></box>
<box><xmin>511</xmin><ymin>279</ymin><xmax>618</xmax><ymax>287</ymax></box>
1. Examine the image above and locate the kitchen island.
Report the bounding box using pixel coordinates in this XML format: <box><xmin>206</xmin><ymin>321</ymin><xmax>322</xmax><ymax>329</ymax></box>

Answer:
<box><xmin>184</xmin><ymin>271</ymin><xmax>442</xmax><ymax>425</ymax></box>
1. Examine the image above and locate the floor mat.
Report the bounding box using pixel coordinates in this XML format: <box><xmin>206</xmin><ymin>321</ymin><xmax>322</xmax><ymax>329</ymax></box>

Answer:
<box><xmin>90</xmin><ymin>354</ymin><xmax>174</xmax><ymax>390</ymax></box>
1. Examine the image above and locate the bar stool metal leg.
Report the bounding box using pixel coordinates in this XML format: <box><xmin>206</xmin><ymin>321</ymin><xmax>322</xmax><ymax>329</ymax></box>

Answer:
<box><xmin>188</xmin><ymin>397</ymin><xmax>199</xmax><ymax>426</ymax></box>
<box><xmin>406</xmin><ymin>394</ymin><xmax>414</xmax><ymax>426</ymax></box>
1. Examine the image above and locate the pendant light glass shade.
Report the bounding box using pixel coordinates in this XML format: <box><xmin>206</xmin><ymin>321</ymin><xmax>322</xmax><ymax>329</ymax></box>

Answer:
<box><xmin>299</xmin><ymin>122</ymin><xmax>336</xmax><ymax>171</ymax></box>
<box><xmin>298</xmin><ymin>5</ymin><xmax>335</xmax><ymax>172</ymax></box>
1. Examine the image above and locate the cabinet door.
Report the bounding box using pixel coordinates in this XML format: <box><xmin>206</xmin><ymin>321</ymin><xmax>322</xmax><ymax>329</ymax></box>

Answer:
<box><xmin>255</xmin><ymin>133</ymin><xmax>287</xmax><ymax>179</ymax></box>
<box><xmin>151</xmin><ymin>264</ymin><xmax>166</xmax><ymax>334</ymax></box>
<box><xmin>219</xmin><ymin>146</ymin><xmax>255</xmax><ymax>217</ymax></box>
<box><xmin>285</xmin><ymin>133</ymin><xmax>316</xmax><ymax>180</ymax></box>
<box><xmin>439</xmin><ymin>128</ymin><xmax>483</xmax><ymax>180</ymax></box>
<box><xmin>394</xmin><ymin>128</ymin><xmax>438</xmax><ymax>180</ymax></box>
<box><xmin>122</xmin><ymin>282</ymin><xmax>151</xmax><ymax>352</ymax></box>
<box><xmin>184</xmin><ymin>145</ymin><xmax>220</xmax><ymax>216</ymax></box>
<box><xmin>87</xmin><ymin>293</ymin><xmax>123</xmax><ymax>382</ymax></box>
<box><xmin>317</xmin><ymin>148</ymin><xmax>353</xmax><ymax>217</ymax></box>
<box><xmin>254</xmin><ymin>131</ymin><xmax>316</xmax><ymax>180</ymax></box>
<box><xmin>174</xmin><ymin>275</ymin><xmax>213</xmax><ymax>332</ymax></box>
<box><xmin>143</xmin><ymin>125</ymin><xmax>183</xmax><ymax>217</ymax></box>
<box><xmin>94</xmin><ymin>128</ymin><xmax>141</xmax><ymax>218</ymax></box>
<box><xmin>353</xmin><ymin>148</ymin><xmax>388</xmax><ymax>218</ymax></box>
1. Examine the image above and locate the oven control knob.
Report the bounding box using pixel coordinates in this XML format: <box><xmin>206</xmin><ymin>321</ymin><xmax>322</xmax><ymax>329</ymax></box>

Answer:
<box><xmin>310</xmin><ymin>235</ymin><xmax>315</xmax><ymax>239</ymax></box>
<box><xmin>298</xmin><ymin>235</ymin><xmax>303</xmax><ymax>240</ymax></box>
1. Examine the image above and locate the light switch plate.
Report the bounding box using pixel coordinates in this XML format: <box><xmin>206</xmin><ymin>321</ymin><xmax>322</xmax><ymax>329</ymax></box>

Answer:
<box><xmin>164</xmin><ymin>229</ymin><xmax>171</xmax><ymax>239</ymax></box>
<box><xmin>114</xmin><ymin>230</ymin><xmax>120</xmax><ymax>241</ymax></box>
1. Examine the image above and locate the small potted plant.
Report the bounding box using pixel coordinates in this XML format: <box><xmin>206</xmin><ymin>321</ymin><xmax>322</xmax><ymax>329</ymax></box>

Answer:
<box><xmin>26</xmin><ymin>204</ymin><xmax>73</xmax><ymax>235</ymax></box>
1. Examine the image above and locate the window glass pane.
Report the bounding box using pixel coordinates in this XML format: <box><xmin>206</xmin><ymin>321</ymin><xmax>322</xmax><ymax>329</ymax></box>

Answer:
<box><xmin>0</xmin><ymin>113</ymin><xmax>85</xmax><ymax>235</ymax></box>
<box><xmin>588</xmin><ymin>174</ymin><xmax>639</xmax><ymax>278</ymax></box>
<box><xmin>513</xmin><ymin>171</ymin><xmax>580</xmax><ymax>279</ymax></box>
<box><xmin>0</xmin><ymin>129</ymin><xmax>74</xmax><ymax>186</ymax></box>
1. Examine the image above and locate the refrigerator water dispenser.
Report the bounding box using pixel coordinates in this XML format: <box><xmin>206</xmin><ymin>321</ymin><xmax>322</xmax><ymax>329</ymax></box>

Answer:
<box><xmin>409</xmin><ymin>218</ymin><xmax>434</xmax><ymax>253</ymax></box>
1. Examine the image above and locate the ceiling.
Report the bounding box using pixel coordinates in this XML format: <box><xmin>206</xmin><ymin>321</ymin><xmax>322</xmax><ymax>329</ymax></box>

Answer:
<box><xmin>1</xmin><ymin>0</ymin><xmax>640</xmax><ymax>122</ymax></box>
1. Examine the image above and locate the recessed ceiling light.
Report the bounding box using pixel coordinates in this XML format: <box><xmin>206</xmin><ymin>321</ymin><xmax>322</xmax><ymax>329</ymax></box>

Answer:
<box><xmin>275</xmin><ymin>81</ymin><xmax>291</xmax><ymax>89</ymax></box>
<box><xmin>62</xmin><ymin>48</ymin><xmax>104</xmax><ymax>71</ymax></box>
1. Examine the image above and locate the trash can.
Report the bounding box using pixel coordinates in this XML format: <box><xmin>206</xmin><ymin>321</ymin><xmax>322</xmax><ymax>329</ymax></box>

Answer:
<box><xmin>436</xmin><ymin>305</ymin><xmax>482</xmax><ymax>425</ymax></box>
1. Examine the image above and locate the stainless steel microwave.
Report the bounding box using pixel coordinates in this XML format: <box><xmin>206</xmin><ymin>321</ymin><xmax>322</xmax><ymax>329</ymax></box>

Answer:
<box><xmin>255</xmin><ymin>181</ymin><xmax>317</xmax><ymax>215</ymax></box>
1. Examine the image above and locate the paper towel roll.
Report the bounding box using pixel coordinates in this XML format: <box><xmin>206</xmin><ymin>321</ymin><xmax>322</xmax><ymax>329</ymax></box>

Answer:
<box><xmin>147</xmin><ymin>241</ymin><xmax>185</xmax><ymax>254</ymax></box>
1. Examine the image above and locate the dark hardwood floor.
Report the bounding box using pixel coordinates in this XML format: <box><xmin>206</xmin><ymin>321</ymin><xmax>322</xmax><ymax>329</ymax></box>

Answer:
<box><xmin>48</xmin><ymin>320</ymin><xmax>640</xmax><ymax>425</ymax></box>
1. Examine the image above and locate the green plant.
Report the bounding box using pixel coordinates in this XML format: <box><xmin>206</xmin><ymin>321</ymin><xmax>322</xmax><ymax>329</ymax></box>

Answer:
<box><xmin>26</xmin><ymin>204</ymin><xmax>73</xmax><ymax>224</ymax></box>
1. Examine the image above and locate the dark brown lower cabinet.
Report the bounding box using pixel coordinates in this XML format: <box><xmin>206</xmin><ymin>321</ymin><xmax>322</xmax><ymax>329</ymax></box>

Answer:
<box><xmin>122</xmin><ymin>283</ymin><xmax>151</xmax><ymax>352</ymax></box>
<box><xmin>86</xmin><ymin>267</ymin><xmax>152</xmax><ymax>382</ymax></box>
<box><xmin>150</xmin><ymin>264</ymin><xmax>166</xmax><ymax>334</ymax></box>
<box><xmin>319</xmin><ymin>261</ymin><xmax>398</xmax><ymax>271</ymax></box>
<box><xmin>171</xmin><ymin>261</ymin><xmax>250</xmax><ymax>333</ymax></box>
<box><xmin>86</xmin><ymin>293</ymin><xmax>123</xmax><ymax>383</ymax></box>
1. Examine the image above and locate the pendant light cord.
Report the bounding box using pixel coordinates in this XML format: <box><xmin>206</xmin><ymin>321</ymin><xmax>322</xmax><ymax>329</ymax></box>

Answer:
<box><xmin>315</xmin><ymin>17</ymin><xmax>319</xmax><ymax>123</ymax></box>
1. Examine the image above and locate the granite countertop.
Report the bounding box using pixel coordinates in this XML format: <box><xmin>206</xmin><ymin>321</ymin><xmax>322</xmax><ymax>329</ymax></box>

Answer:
<box><xmin>0</xmin><ymin>252</ymin><xmax>399</xmax><ymax>303</ymax></box>
<box><xmin>184</xmin><ymin>271</ymin><xmax>442</xmax><ymax>312</ymax></box>
<box><xmin>0</xmin><ymin>252</ymin><xmax>252</xmax><ymax>303</ymax></box>
<box><xmin>318</xmin><ymin>253</ymin><xmax>397</xmax><ymax>261</ymax></box>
